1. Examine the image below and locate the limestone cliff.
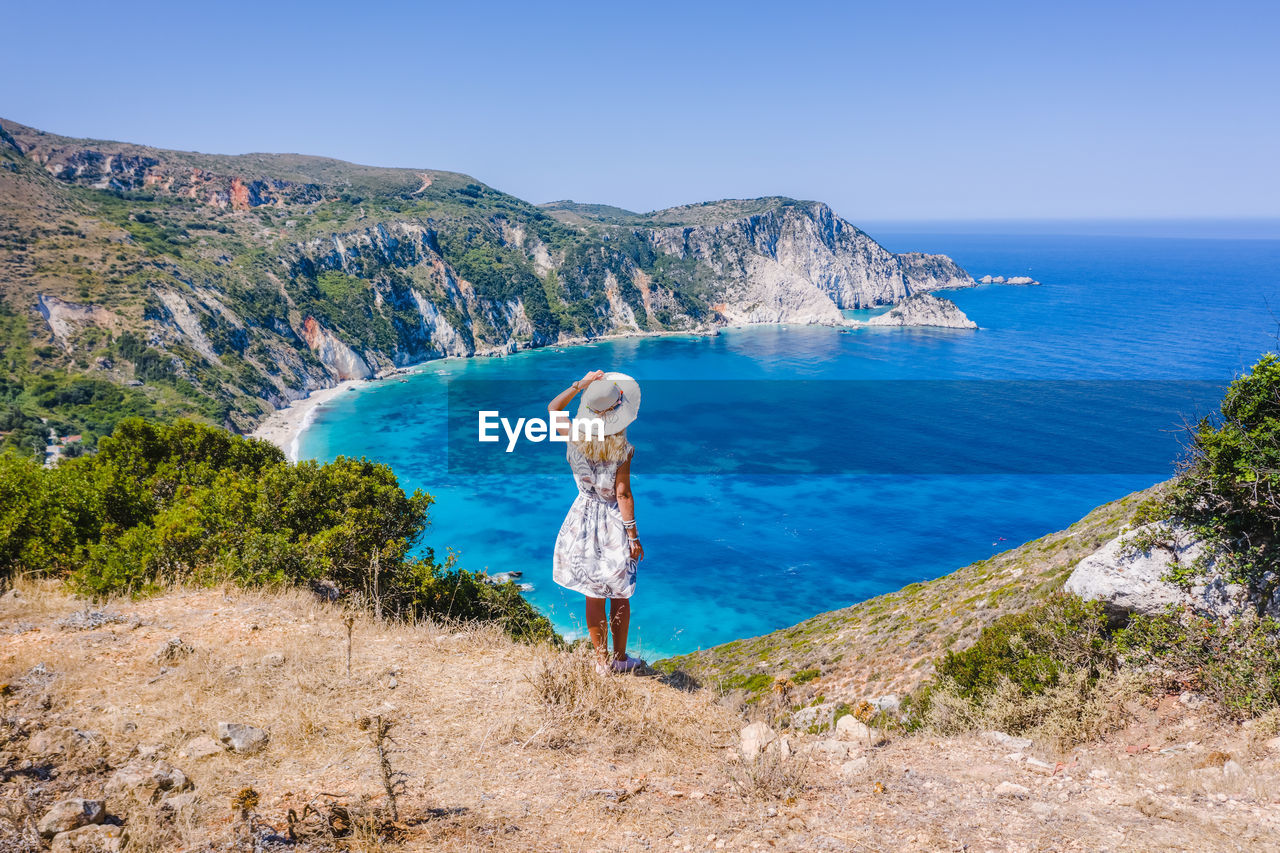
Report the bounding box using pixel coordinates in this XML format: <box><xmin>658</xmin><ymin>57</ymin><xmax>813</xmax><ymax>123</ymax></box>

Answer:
<box><xmin>863</xmin><ymin>293</ymin><xmax>977</xmax><ymax>329</ymax></box>
<box><xmin>0</xmin><ymin>118</ymin><xmax>975</xmax><ymax>430</ymax></box>
<box><xmin>645</xmin><ymin>201</ymin><xmax>972</xmax><ymax>320</ymax></box>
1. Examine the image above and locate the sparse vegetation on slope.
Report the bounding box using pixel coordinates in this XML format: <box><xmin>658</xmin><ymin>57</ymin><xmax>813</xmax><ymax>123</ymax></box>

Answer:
<box><xmin>657</xmin><ymin>486</ymin><xmax>1159</xmax><ymax>703</ymax></box>
<box><xmin>5</xmin><ymin>580</ymin><xmax>1280</xmax><ymax>851</ymax></box>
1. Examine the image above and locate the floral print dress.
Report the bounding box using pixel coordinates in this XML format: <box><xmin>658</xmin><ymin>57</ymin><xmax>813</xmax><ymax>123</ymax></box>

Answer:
<box><xmin>552</xmin><ymin>442</ymin><xmax>637</xmax><ymax>599</ymax></box>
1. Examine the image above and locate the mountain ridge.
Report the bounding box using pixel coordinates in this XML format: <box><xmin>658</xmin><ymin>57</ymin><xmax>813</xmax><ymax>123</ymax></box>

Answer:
<box><xmin>0</xmin><ymin>117</ymin><xmax>972</xmax><ymax>446</ymax></box>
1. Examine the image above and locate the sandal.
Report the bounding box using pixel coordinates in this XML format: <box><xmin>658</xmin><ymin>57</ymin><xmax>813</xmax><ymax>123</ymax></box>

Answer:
<box><xmin>611</xmin><ymin>655</ymin><xmax>643</xmax><ymax>673</ymax></box>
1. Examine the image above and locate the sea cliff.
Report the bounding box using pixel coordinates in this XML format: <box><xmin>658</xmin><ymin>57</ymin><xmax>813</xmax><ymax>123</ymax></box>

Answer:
<box><xmin>0</xmin><ymin>118</ymin><xmax>973</xmax><ymax>433</ymax></box>
<box><xmin>863</xmin><ymin>292</ymin><xmax>978</xmax><ymax>328</ymax></box>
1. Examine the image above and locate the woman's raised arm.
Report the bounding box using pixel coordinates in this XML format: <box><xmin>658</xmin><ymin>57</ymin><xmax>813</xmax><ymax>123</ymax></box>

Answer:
<box><xmin>549</xmin><ymin>369</ymin><xmax>605</xmax><ymax>437</ymax></box>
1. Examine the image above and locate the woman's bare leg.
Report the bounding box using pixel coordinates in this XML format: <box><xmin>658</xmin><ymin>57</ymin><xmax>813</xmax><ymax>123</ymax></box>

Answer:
<box><xmin>585</xmin><ymin>597</ymin><xmax>609</xmax><ymax>664</ymax></box>
<box><xmin>609</xmin><ymin>598</ymin><xmax>631</xmax><ymax>661</ymax></box>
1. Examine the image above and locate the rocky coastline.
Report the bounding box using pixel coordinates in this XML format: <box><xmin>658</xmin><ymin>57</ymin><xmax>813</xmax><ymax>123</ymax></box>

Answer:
<box><xmin>860</xmin><ymin>293</ymin><xmax>978</xmax><ymax>329</ymax></box>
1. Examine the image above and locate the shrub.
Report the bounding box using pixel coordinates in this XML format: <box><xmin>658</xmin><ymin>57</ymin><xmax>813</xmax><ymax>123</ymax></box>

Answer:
<box><xmin>932</xmin><ymin>594</ymin><xmax>1114</xmax><ymax>702</ymax></box>
<box><xmin>0</xmin><ymin>418</ymin><xmax>554</xmax><ymax>642</ymax></box>
<box><xmin>1151</xmin><ymin>354</ymin><xmax>1280</xmax><ymax>603</ymax></box>
<box><xmin>907</xmin><ymin>594</ymin><xmax>1126</xmax><ymax>749</ymax></box>
<box><xmin>909</xmin><ymin>594</ymin><xmax>1280</xmax><ymax>748</ymax></box>
<box><xmin>1116</xmin><ymin>611</ymin><xmax>1280</xmax><ymax>720</ymax></box>
<box><xmin>792</xmin><ymin>668</ymin><xmax>820</xmax><ymax>684</ymax></box>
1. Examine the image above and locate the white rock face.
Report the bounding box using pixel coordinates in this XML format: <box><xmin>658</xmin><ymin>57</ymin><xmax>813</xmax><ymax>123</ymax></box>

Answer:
<box><xmin>647</xmin><ymin>202</ymin><xmax>972</xmax><ymax>319</ymax></box>
<box><xmin>864</xmin><ymin>293</ymin><xmax>977</xmax><ymax>329</ymax></box>
<box><xmin>298</xmin><ymin>317</ymin><xmax>372</xmax><ymax>380</ymax></box>
<box><xmin>36</xmin><ymin>294</ymin><xmax>119</xmax><ymax>348</ymax></box>
<box><xmin>1064</xmin><ymin>523</ymin><xmax>1279</xmax><ymax>618</ymax></box>
<box><xmin>155</xmin><ymin>290</ymin><xmax>222</xmax><ymax>364</ymax></box>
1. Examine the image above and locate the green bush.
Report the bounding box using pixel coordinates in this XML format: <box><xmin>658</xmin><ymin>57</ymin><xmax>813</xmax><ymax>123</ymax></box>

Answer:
<box><xmin>909</xmin><ymin>592</ymin><xmax>1280</xmax><ymax>744</ymax></box>
<box><xmin>1117</xmin><ymin>611</ymin><xmax>1280</xmax><ymax>720</ymax></box>
<box><xmin>792</xmin><ymin>668</ymin><xmax>820</xmax><ymax>684</ymax></box>
<box><xmin>1155</xmin><ymin>354</ymin><xmax>1280</xmax><ymax>602</ymax></box>
<box><xmin>0</xmin><ymin>418</ymin><xmax>556</xmax><ymax>642</ymax></box>
<box><xmin>906</xmin><ymin>595</ymin><xmax>1122</xmax><ymax>746</ymax></box>
<box><xmin>933</xmin><ymin>594</ymin><xmax>1114</xmax><ymax>702</ymax></box>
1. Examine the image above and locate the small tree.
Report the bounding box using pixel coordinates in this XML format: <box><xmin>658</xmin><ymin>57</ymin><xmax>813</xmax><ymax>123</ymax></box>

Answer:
<box><xmin>1164</xmin><ymin>353</ymin><xmax>1280</xmax><ymax>608</ymax></box>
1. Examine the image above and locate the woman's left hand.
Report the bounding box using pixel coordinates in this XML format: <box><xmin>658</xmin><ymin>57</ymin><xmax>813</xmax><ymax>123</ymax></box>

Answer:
<box><xmin>577</xmin><ymin>369</ymin><xmax>605</xmax><ymax>389</ymax></box>
<box><xmin>629</xmin><ymin>539</ymin><xmax>644</xmax><ymax>562</ymax></box>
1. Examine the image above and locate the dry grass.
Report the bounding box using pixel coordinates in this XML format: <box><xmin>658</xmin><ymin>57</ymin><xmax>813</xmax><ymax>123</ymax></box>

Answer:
<box><xmin>527</xmin><ymin>645</ymin><xmax>737</xmax><ymax>756</ymax></box>
<box><xmin>5</xmin><ymin>579</ymin><xmax>1280</xmax><ymax>851</ymax></box>
<box><xmin>725</xmin><ymin>750</ymin><xmax>812</xmax><ymax>802</ymax></box>
<box><xmin>924</xmin><ymin>668</ymin><xmax>1142</xmax><ymax>756</ymax></box>
<box><xmin>0</xmin><ymin>580</ymin><xmax>742</xmax><ymax>851</ymax></box>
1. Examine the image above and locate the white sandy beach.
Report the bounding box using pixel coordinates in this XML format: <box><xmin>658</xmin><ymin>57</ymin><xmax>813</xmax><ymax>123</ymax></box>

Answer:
<box><xmin>249</xmin><ymin>379</ymin><xmax>368</xmax><ymax>460</ymax></box>
<box><xmin>246</xmin><ymin>321</ymin><xmax>824</xmax><ymax>461</ymax></box>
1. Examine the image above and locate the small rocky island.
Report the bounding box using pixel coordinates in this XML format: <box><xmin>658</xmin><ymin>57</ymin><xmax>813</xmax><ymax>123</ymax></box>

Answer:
<box><xmin>980</xmin><ymin>274</ymin><xmax>1040</xmax><ymax>285</ymax></box>
<box><xmin>863</xmin><ymin>293</ymin><xmax>978</xmax><ymax>329</ymax></box>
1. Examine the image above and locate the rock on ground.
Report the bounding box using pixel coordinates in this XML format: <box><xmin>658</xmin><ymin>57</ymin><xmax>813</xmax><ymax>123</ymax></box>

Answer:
<box><xmin>28</xmin><ymin>726</ymin><xmax>105</xmax><ymax>759</ymax></box>
<box><xmin>105</xmin><ymin>759</ymin><xmax>191</xmax><ymax>802</ymax></box>
<box><xmin>995</xmin><ymin>781</ymin><xmax>1031</xmax><ymax>799</ymax></box>
<box><xmin>801</xmin><ymin>739</ymin><xmax>852</xmax><ymax>760</ymax></box>
<box><xmin>50</xmin><ymin>823</ymin><xmax>122</xmax><ymax>853</ymax></box>
<box><xmin>982</xmin><ymin>731</ymin><xmax>1033</xmax><ymax>750</ymax></box>
<box><xmin>790</xmin><ymin>702</ymin><xmax>838</xmax><ymax>731</ymax></box>
<box><xmin>835</xmin><ymin>715</ymin><xmax>885</xmax><ymax>745</ymax></box>
<box><xmin>179</xmin><ymin>734</ymin><xmax>225</xmax><ymax>759</ymax></box>
<box><xmin>217</xmin><ymin>721</ymin><xmax>269</xmax><ymax>753</ymax></box>
<box><xmin>840</xmin><ymin>756</ymin><xmax>870</xmax><ymax>779</ymax></box>
<box><xmin>38</xmin><ymin>799</ymin><xmax>105</xmax><ymax>838</ymax></box>
<box><xmin>739</xmin><ymin>722</ymin><xmax>776</xmax><ymax>757</ymax></box>
<box><xmin>1064</xmin><ymin>522</ymin><xmax>1280</xmax><ymax>618</ymax></box>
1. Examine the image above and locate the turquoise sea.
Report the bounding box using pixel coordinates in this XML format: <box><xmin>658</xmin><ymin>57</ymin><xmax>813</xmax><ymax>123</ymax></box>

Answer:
<box><xmin>298</xmin><ymin>227</ymin><xmax>1280</xmax><ymax>659</ymax></box>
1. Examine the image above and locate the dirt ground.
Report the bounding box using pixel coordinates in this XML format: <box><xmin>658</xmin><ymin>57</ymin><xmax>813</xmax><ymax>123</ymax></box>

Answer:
<box><xmin>3</xmin><ymin>582</ymin><xmax>1279</xmax><ymax>852</ymax></box>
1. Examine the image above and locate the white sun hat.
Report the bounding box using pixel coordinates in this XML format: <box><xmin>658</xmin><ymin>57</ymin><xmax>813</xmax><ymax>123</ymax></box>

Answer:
<box><xmin>576</xmin><ymin>372</ymin><xmax>641</xmax><ymax>436</ymax></box>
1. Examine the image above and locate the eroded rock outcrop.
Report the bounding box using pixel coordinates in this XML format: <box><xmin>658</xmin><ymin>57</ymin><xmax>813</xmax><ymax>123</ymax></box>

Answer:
<box><xmin>864</xmin><ymin>293</ymin><xmax>977</xmax><ymax>329</ymax></box>
<box><xmin>647</xmin><ymin>202</ymin><xmax>971</xmax><ymax>316</ymax></box>
<box><xmin>298</xmin><ymin>317</ymin><xmax>372</xmax><ymax>380</ymax></box>
<box><xmin>1064</xmin><ymin>523</ymin><xmax>1280</xmax><ymax>619</ymax></box>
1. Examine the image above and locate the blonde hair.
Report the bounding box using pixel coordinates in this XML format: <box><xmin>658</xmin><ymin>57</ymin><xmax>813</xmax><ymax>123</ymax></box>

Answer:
<box><xmin>571</xmin><ymin>428</ymin><xmax>631</xmax><ymax>463</ymax></box>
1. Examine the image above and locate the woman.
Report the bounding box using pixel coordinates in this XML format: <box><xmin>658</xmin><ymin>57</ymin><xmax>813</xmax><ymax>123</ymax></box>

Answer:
<box><xmin>548</xmin><ymin>369</ymin><xmax>645</xmax><ymax>675</ymax></box>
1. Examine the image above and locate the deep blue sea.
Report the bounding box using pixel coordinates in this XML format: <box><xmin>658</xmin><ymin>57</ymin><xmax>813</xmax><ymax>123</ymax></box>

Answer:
<box><xmin>298</xmin><ymin>229</ymin><xmax>1280</xmax><ymax>659</ymax></box>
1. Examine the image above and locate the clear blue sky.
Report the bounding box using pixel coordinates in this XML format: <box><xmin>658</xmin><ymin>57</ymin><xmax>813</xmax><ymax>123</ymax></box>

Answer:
<box><xmin>2</xmin><ymin>0</ymin><xmax>1277</xmax><ymax>221</ymax></box>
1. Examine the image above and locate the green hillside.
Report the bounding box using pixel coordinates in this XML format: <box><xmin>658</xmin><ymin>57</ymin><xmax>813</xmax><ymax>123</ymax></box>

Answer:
<box><xmin>0</xmin><ymin>118</ymin><xmax>970</xmax><ymax>456</ymax></box>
